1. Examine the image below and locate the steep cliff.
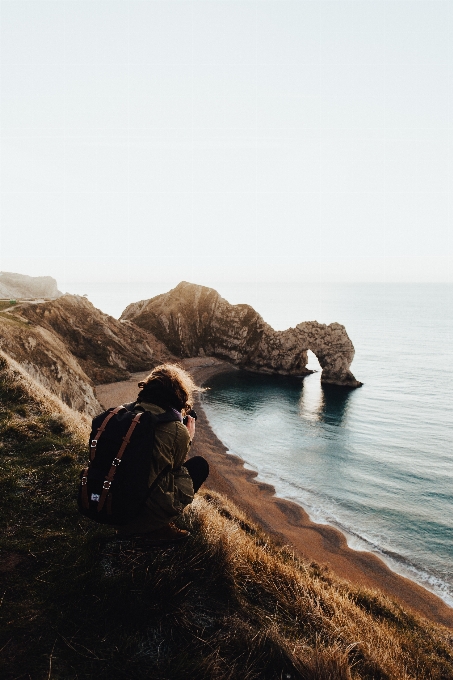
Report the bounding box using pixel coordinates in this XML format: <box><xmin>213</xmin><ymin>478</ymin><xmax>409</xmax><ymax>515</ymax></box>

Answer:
<box><xmin>17</xmin><ymin>295</ymin><xmax>174</xmax><ymax>384</ymax></box>
<box><xmin>121</xmin><ymin>282</ymin><xmax>362</xmax><ymax>387</ymax></box>
<box><xmin>0</xmin><ymin>271</ymin><xmax>62</xmax><ymax>299</ymax></box>
<box><xmin>0</xmin><ymin>311</ymin><xmax>100</xmax><ymax>415</ymax></box>
<box><xmin>0</xmin><ymin>295</ymin><xmax>175</xmax><ymax>415</ymax></box>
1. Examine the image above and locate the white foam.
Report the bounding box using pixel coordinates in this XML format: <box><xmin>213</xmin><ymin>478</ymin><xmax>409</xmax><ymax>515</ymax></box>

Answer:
<box><xmin>231</xmin><ymin>459</ymin><xmax>453</xmax><ymax>609</ymax></box>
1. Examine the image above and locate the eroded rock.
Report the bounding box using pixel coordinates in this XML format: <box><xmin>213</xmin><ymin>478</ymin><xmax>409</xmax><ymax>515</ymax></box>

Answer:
<box><xmin>18</xmin><ymin>295</ymin><xmax>175</xmax><ymax>384</ymax></box>
<box><xmin>0</xmin><ymin>295</ymin><xmax>176</xmax><ymax>416</ymax></box>
<box><xmin>0</xmin><ymin>314</ymin><xmax>101</xmax><ymax>415</ymax></box>
<box><xmin>121</xmin><ymin>282</ymin><xmax>362</xmax><ymax>388</ymax></box>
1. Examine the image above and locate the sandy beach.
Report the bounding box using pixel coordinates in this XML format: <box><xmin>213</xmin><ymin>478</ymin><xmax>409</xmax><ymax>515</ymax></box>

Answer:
<box><xmin>95</xmin><ymin>358</ymin><xmax>453</xmax><ymax>629</ymax></box>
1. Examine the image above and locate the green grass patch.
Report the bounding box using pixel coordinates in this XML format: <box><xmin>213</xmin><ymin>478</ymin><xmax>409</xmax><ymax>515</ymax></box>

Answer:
<box><xmin>0</xmin><ymin>300</ymin><xmax>18</xmax><ymax>312</ymax></box>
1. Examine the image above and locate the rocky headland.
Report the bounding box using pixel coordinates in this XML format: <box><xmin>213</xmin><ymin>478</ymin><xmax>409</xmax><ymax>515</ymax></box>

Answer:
<box><xmin>121</xmin><ymin>281</ymin><xmax>362</xmax><ymax>387</ymax></box>
<box><xmin>0</xmin><ymin>271</ymin><xmax>62</xmax><ymax>299</ymax></box>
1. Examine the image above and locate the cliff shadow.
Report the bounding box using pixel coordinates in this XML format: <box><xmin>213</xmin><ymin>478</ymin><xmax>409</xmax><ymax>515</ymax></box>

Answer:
<box><xmin>203</xmin><ymin>369</ymin><xmax>306</xmax><ymax>417</ymax></box>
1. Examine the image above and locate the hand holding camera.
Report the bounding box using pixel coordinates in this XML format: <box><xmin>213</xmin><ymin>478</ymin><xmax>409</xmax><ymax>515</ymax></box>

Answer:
<box><xmin>183</xmin><ymin>409</ymin><xmax>197</xmax><ymax>442</ymax></box>
<box><xmin>183</xmin><ymin>409</ymin><xmax>197</xmax><ymax>425</ymax></box>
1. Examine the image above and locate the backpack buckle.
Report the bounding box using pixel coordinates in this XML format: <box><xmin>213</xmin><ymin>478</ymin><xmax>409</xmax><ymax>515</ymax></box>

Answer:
<box><xmin>81</xmin><ymin>476</ymin><xmax>87</xmax><ymax>486</ymax></box>
<box><xmin>112</xmin><ymin>458</ymin><xmax>121</xmax><ymax>466</ymax></box>
<box><xmin>90</xmin><ymin>440</ymin><xmax>97</xmax><ymax>448</ymax></box>
<box><xmin>102</xmin><ymin>481</ymin><xmax>112</xmax><ymax>490</ymax></box>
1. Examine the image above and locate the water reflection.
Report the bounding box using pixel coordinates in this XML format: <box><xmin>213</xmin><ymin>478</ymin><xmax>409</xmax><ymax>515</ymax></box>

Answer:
<box><xmin>204</xmin><ymin>368</ymin><xmax>352</xmax><ymax>428</ymax></box>
<box><xmin>204</xmin><ymin>369</ymin><xmax>302</xmax><ymax>416</ymax></box>
<box><xmin>299</xmin><ymin>373</ymin><xmax>352</xmax><ymax>426</ymax></box>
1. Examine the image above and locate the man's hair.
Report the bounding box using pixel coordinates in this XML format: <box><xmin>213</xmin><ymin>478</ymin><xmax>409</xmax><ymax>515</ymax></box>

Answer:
<box><xmin>137</xmin><ymin>364</ymin><xmax>202</xmax><ymax>412</ymax></box>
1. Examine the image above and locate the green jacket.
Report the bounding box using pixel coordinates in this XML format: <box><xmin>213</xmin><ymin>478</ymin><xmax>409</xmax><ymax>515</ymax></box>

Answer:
<box><xmin>117</xmin><ymin>402</ymin><xmax>194</xmax><ymax>535</ymax></box>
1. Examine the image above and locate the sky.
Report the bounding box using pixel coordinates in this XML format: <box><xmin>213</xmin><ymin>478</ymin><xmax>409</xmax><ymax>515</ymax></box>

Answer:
<box><xmin>0</xmin><ymin>0</ymin><xmax>452</xmax><ymax>307</ymax></box>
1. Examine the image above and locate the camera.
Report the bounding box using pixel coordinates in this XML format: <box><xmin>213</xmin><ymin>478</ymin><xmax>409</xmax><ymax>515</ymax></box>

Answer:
<box><xmin>183</xmin><ymin>409</ymin><xmax>197</xmax><ymax>425</ymax></box>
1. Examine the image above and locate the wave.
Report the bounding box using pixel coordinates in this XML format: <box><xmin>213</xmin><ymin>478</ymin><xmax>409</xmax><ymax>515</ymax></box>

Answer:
<box><xmin>232</xmin><ymin>455</ymin><xmax>453</xmax><ymax>608</ymax></box>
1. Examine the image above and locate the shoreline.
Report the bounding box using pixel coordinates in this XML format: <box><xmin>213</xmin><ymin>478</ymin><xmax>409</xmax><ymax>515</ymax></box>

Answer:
<box><xmin>95</xmin><ymin>359</ymin><xmax>453</xmax><ymax>629</ymax></box>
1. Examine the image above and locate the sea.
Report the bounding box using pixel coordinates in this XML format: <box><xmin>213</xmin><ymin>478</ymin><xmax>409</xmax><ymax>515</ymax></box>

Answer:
<box><xmin>68</xmin><ymin>281</ymin><xmax>453</xmax><ymax>606</ymax></box>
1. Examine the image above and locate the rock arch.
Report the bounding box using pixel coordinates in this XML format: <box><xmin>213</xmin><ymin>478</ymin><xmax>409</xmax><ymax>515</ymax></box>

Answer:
<box><xmin>121</xmin><ymin>282</ymin><xmax>362</xmax><ymax>388</ymax></box>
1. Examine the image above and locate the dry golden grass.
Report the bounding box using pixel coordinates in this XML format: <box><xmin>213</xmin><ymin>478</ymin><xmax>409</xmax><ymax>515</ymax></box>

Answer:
<box><xmin>0</xmin><ymin>348</ymin><xmax>90</xmax><ymax>441</ymax></box>
<box><xmin>1</xmin><ymin>349</ymin><xmax>453</xmax><ymax>680</ymax></box>
<box><xmin>184</xmin><ymin>491</ymin><xmax>453</xmax><ymax>680</ymax></box>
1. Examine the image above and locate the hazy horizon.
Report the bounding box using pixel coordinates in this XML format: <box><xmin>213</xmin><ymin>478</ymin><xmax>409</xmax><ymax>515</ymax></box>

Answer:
<box><xmin>0</xmin><ymin>1</ymin><xmax>452</xmax><ymax>287</ymax></box>
<box><xmin>52</xmin><ymin>278</ymin><xmax>453</xmax><ymax>328</ymax></box>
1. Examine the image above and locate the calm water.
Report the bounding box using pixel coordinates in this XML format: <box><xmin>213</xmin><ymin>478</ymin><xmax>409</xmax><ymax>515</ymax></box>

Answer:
<box><xmin>199</xmin><ymin>284</ymin><xmax>453</xmax><ymax>606</ymax></box>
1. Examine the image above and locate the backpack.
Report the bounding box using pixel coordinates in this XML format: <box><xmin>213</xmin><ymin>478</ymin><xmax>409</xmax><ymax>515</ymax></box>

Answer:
<box><xmin>77</xmin><ymin>402</ymin><xmax>181</xmax><ymax>525</ymax></box>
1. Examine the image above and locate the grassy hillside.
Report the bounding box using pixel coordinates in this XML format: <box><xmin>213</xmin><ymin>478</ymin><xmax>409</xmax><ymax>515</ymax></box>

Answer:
<box><xmin>1</xmin><ymin>351</ymin><xmax>453</xmax><ymax>680</ymax></box>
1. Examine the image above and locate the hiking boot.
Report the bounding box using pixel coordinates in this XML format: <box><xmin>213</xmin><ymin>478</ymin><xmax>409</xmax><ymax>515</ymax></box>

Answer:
<box><xmin>128</xmin><ymin>522</ymin><xmax>190</xmax><ymax>544</ymax></box>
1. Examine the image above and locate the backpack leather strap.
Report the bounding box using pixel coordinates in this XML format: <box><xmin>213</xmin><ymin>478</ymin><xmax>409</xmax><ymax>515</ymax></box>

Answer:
<box><xmin>80</xmin><ymin>467</ymin><xmax>90</xmax><ymax>509</ymax></box>
<box><xmin>90</xmin><ymin>406</ymin><xmax>124</xmax><ymax>461</ymax></box>
<box><xmin>97</xmin><ymin>412</ymin><xmax>144</xmax><ymax>514</ymax></box>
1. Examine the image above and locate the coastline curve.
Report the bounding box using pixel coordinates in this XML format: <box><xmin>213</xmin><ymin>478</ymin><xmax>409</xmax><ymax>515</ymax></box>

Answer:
<box><xmin>94</xmin><ymin>359</ymin><xmax>452</xmax><ymax>629</ymax></box>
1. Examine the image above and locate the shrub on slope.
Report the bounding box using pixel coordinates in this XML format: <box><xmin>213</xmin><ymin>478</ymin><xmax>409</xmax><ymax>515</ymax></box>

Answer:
<box><xmin>1</xmin><ymin>353</ymin><xmax>452</xmax><ymax>680</ymax></box>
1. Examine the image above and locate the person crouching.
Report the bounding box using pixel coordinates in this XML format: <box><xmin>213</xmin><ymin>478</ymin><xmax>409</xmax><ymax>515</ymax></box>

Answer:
<box><xmin>115</xmin><ymin>364</ymin><xmax>209</xmax><ymax>543</ymax></box>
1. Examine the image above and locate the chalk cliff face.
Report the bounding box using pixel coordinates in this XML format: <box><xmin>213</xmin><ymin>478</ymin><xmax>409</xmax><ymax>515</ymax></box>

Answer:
<box><xmin>0</xmin><ymin>272</ymin><xmax>62</xmax><ymax>299</ymax></box>
<box><xmin>0</xmin><ymin>295</ymin><xmax>175</xmax><ymax>415</ymax></box>
<box><xmin>121</xmin><ymin>282</ymin><xmax>362</xmax><ymax>387</ymax></box>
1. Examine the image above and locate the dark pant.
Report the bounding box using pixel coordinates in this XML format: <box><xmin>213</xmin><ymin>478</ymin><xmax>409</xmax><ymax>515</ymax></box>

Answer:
<box><xmin>185</xmin><ymin>456</ymin><xmax>209</xmax><ymax>493</ymax></box>
<box><xmin>116</xmin><ymin>456</ymin><xmax>209</xmax><ymax>537</ymax></box>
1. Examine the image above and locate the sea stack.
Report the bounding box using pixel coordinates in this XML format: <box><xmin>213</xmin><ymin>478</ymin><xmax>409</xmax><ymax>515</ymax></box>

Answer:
<box><xmin>121</xmin><ymin>281</ymin><xmax>362</xmax><ymax>388</ymax></box>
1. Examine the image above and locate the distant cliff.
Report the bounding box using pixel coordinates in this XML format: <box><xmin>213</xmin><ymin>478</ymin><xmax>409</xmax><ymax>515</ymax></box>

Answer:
<box><xmin>0</xmin><ymin>295</ymin><xmax>175</xmax><ymax>415</ymax></box>
<box><xmin>121</xmin><ymin>282</ymin><xmax>362</xmax><ymax>388</ymax></box>
<box><xmin>0</xmin><ymin>272</ymin><xmax>62</xmax><ymax>299</ymax></box>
